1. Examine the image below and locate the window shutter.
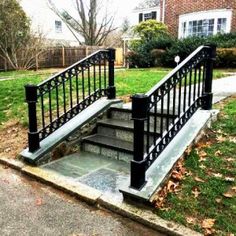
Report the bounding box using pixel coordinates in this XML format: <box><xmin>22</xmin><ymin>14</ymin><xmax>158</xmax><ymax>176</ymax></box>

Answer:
<box><xmin>152</xmin><ymin>11</ymin><xmax>157</xmax><ymax>20</ymax></box>
<box><xmin>139</xmin><ymin>13</ymin><xmax>143</xmax><ymax>22</ymax></box>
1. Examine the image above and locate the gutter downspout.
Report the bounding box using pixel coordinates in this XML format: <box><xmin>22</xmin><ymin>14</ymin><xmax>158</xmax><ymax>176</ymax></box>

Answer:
<box><xmin>162</xmin><ymin>0</ymin><xmax>166</xmax><ymax>23</ymax></box>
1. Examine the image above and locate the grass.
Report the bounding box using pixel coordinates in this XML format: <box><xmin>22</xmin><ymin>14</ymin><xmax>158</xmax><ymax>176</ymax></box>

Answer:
<box><xmin>155</xmin><ymin>97</ymin><xmax>236</xmax><ymax>235</ymax></box>
<box><xmin>0</xmin><ymin>67</ymin><xmax>233</xmax><ymax>127</ymax></box>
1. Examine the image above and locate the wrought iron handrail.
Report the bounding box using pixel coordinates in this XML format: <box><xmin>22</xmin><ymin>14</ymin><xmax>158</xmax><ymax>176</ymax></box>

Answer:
<box><xmin>25</xmin><ymin>48</ymin><xmax>116</xmax><ymax>153</ymax></box>
<box><xmin>131</xmin><ymin>45</ymin><xmax>216</xmax><ymax>189</ymax></box>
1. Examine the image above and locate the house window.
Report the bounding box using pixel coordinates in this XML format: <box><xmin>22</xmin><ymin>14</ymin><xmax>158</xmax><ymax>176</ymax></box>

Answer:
<box><xmin>188</xmin><ymin>19</ymin><xmax>214</xmax><ymax>37</ymax></box>
<box><xmin>178</xmin><ymin>9</ymin><xmax>232</xmax><ymax>38</ymax></box>
<box><xmin>55</xmin><ymin>20</ymin><xmax>62</xmax><ymax>33</ymax></box>
<box><xmin>217</xmin><ymin>18</ymin><xmax>227</xmax><ymax>33</ymax></box>
<box><xmin>144</xmin><ymin>13</ymin><xmax>152</xmax><ymax>21</ymax></box>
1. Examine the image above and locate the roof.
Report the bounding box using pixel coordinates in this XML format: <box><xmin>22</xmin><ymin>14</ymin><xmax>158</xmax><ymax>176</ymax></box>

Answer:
<box><xmin>135</xmin><ymin>0</ymin><xmax>160</xmax><ymax>10</ymax></box>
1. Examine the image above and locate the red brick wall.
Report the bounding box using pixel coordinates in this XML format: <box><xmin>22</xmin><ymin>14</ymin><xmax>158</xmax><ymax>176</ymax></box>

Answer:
<box><xmin>159</xmin><ymin>0</ymin><xmax>236</xmax><ymax>37</ymax></box>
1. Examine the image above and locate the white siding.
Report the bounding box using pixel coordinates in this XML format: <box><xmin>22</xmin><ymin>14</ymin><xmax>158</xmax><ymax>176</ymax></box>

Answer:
<box><xmin>20</xmin><ymin>0</ymin><xmax>80</xmax><ymax>45</ymax></box>
<box><xmin>130</xmin><ymin>6</ymin><xmax>161</xmax><ymax>26</ymax></box>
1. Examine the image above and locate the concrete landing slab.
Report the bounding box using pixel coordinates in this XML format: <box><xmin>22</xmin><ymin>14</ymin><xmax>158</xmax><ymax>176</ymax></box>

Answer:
<box><xmin>41</xmin><ymin>152</ymin><xmax>129</xmax><ymax>202</ymax></box>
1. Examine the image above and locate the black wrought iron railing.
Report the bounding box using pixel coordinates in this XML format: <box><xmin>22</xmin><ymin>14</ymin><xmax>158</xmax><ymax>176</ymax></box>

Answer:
<box><xmin>130</xmin><ymin>45</ymin><xmax>216</xmax><ymax>189</ymax></box>
<box><xmin>25</xmin><ymin>48</ymin><xmax>116</xmax><ymax>153</ymax></box>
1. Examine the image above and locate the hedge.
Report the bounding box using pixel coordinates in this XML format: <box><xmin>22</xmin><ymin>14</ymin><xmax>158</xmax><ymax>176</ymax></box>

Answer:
<box><xmin>126</xmin><ymin>33</ymin><xmax>236</xmax><ymax>68</ymax></box>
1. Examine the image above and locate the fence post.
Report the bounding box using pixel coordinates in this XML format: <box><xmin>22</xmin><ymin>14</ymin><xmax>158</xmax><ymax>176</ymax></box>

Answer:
<box><xmin>202</xmin><ymin>44</ymin><xmax>216</xmax><ymax>110</ymax></box>
<box><xmin>25</xmin><ymin>85</ymin><xmax>40</xmax><ymax>152</ymax></box>
<box><xmin>62</xmin><ymin>46</ymin><xmax>65</xmax><ymax>67</ymax></box>
<box><xmin>85</xmin><ymin>46</ymin><xmax>89</xmax><ymax>57</ymax></box>
<box><xmin>130</xmin><ymin>94</ymin><xmax>149</xmax><ymax>189</ymax></box>
<box><xmin>107</xmin><ymin>48</ymin><xmax>116</xmax><ymax>99</ymax></box>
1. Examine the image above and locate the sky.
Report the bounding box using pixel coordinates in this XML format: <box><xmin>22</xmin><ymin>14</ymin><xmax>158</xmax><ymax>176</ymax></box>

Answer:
<box><xmin>52</xmin><ymin>0</ymin><xmax>140</xmax><ymax>26</ymax></box>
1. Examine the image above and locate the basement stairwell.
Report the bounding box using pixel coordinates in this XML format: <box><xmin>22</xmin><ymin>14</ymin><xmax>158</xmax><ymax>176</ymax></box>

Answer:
<box><xmin>21</xmin><ymin>45</ymin><xmax>217</xmax><ymax>202</ymax></box>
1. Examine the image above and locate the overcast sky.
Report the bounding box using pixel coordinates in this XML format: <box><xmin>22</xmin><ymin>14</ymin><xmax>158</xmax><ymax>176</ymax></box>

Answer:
<box><xmin>52</xmin><ymin>0</ymin><xmax>140</xmax><ymax>26</ymax></box>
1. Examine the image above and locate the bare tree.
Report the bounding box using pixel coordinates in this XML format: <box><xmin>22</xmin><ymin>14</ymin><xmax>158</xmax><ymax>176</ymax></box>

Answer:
<box><xmin>0</xmin><ymin>0</ymin><xmax>46</xmax><ymax>70</ymax></box>
<box><xmin>48</xmin><ymin>0</ymin><xmax>117</xmax><ymax>46</ymax></box>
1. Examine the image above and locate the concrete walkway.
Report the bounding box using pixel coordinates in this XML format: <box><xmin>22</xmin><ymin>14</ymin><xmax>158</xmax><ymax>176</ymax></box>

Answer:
<box><xmin>0</xmin><ymin>165</ymin><xmax>163</xmax><ymax>236</ymax></box>
<box><xmin>212</xmin><ymin>75</ymin><xmax>236</xmax><ymax>103</ymax></box>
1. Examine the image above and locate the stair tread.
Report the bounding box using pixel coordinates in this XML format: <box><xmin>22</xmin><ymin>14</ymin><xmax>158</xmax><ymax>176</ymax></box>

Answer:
<box><xmin>98</xmin><ymin>118</ymin><xmax>162</xmax><ymax>134</ymax></box>
<box><xmin>110</xmin><ymin>107</ymin><xmax>177</xmax><ymax>118</ymax></box>
<box><xmin>83</xmin><ymin>134</ymin><xmax>133</xmax><ymax>153</ymax></box>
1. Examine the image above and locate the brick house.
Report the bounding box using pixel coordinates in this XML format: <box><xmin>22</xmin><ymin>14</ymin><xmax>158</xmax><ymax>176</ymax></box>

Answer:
<box><xmin>130</xmin><ymin>0</ymin><xmax>236</xmax><ymax>38</ymax></box>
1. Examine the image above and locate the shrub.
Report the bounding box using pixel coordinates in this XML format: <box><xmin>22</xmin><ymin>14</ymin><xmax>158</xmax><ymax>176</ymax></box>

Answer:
<box><xmin>161</xmin><ymin>33</ymin><xmax>236</xmax><ymax>67</ymax></box>
<box><xmin>126</xmin><ymin>31</ymin><xmax>236</xmax><ymax>68</ymax></box>
<box><xmin>133</xmin><ymin>20</ymin><xmax>168</xmax><ymax>40</ymax></box>
<box><xmin>216</xmin><ymin>48</ymin><xmax>236</xmax><ymax>68</ymax></box>
<box><xmin>150</xmin><ymin>49</ymin><xmax>166</xmax><ymax>66</ymax></box>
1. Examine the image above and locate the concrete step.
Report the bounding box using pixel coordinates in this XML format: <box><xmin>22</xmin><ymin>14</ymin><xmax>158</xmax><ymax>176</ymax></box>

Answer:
<box><xmin>97</xmin><ymin>119</ymin><xmax>160</xmax><ymax>143</ymax></box>
<box><xmin>82</xmin><ymin>134</ymin><xmax>133</xmax><ymax>162</ymax></box>
<box><xmin>108</xmin><ymin>107</ymin><xmax>176</xmax><ymax>127</ymax></box>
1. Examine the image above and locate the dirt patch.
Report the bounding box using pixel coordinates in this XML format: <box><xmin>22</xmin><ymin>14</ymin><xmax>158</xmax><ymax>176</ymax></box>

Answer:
<box><xmin>0</xmin><ymin>120</ymin><xmax>27</xmax><ymax>159</ymax></box>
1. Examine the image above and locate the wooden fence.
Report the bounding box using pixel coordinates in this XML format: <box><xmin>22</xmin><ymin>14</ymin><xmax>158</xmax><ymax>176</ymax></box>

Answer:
<box><xmin>0</xmin><ymin>46</ymin><xmax>123</xmax><ymax>71</ymax></box>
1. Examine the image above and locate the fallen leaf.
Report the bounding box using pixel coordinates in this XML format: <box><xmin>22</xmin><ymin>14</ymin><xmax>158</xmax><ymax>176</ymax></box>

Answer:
<box><xmin>4</xmin><ymin>148</ymin><xmax>11</xmax><ymax>153</ymax></box>
<box><xmin>198</xmin><ymin>150</ymin><xmax>207</xmax><ymax>157</ymax></box>
<box><xmin>185</xmin><ymin>147</ymin><xmax>192</xmax><ymax>155</ymax></box>
<box><xmin>167</xmin><ymin>180</ymin><xmax>178</xmax><ymax>191</ymax></box>
<box><xmin>212</xmin><ymin>173</ymin><xmax>223</xmax><ymax>178</ymax></box>
<box><xmin>172</xmin><ymin>170</ymin><xmax>183</xmax><ymax>181</ymax></box>
<box><xmin>186</xmin><ymin>216</ymin><xmax>196</xmax><ymax>224</ymax></box>
<box><xmin>215</xmin><ymin>198</ymin><xmax>222</xmax><ymax>203</ymax></box>
<box><xmin>214</xmin><ymin>150</ymin><xmax>222</xmax><ymax>156</ymax></box>
<box><xmin>35</xmin><ymin>198</ymin><xmax>43</xmax><ymax>206</ymax></box>
<box><xmin>216</xmin><ymin>135</ymin><xmax>226</xmax><ymax>143</ymax></box>
<box><xmin>192</xmin><ymin>187</ymin><xmax>201</xmax><ymax>198</ymax></box>
<box><xmin>204</xmin><ymin>228</ymin><xmax>215</xmax><ymax>235</ymax></box>
<box><xmin>229</xmin><ymin>137</ymin><xmax>236</xmax><ymax>143</ymax></box>
<box><xmin>225</xmin><ymin>177</ymin><xmax>235</xmax><ymax>182</ymax></box>
<box><xmin>202</xmin><ymin>218</ymin><xmax>216</xmax><ymax>229</ymax></box>
<box><xmin>199</xmin><ymin>164</ymin><xmax>206</xmax><ymax>169</ymax></box>
<box><xmin>226</xmin><ymin>158</ymin><xmax>234</xmax><ymax>162</ymax></box>
<box><xmin>223</xmin><ymin>192</ymin><xmax>233</xmax><ymax>198</ymax></box>
<box><xmin>223</xmin><ymin>188</ymin><xmax>236</xmax><ymax>198</ymax></box>
<box><xmin>185</xmin><ymin>171</ymin><xmax>192</xmax><ymax>176</ymax></box>
<box><xmin>194</xmin><ymin>177</ymin><xmax>205</xmax><ymax>183</ymax></box>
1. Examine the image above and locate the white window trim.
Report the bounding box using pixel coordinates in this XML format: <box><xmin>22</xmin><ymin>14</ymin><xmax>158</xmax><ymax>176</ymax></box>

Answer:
<box><xmin>178</xmin><ymin>9</ymin><xmax>232</xmax><ymax>38</ymax></box>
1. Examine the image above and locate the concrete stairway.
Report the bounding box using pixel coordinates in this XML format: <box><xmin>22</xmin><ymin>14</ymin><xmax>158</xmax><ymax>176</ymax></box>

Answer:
<box><xmin>81</xmin><ymin>106</ymin><xmax>174</xmax><ymax>163</ymax></box>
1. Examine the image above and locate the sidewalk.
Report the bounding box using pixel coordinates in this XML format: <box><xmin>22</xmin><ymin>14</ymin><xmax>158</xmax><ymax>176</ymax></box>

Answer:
<box><xmin>212</xmin><ymin>75</ymin><xmax>236</xmax><ymax>103</ymax></box>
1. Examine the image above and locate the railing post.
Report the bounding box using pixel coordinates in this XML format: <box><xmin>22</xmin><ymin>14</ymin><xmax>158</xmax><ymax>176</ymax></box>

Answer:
<box><xmin>25</xmin><ymin>85</ymin><xmax>40</xmax><ymax>152</ymax></box>
<box><xmin>107</xmin><ymin>48</ymin><xmax>116</xmax><ymax>99</ymax></box>
<box><xmin>202</xmin><ymin>44</ymin><xmax>216</xmax><ymax>110</ymax></box>
<box><xmin>130</xmin><ymin>94</ymin><xmax>149</xmax><ymax>189</ymax></box>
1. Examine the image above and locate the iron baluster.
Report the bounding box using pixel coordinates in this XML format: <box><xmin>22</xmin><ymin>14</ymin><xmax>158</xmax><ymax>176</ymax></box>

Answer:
<box><xmin>188</xmin><ymin>68</ymin><xmax>192</xmax><ymax>106</ymax></box>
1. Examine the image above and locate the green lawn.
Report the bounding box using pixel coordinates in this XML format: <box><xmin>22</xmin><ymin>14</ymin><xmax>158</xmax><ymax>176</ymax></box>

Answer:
<box><xmin>154</xmin><ymin>97</ymin><xmax>236</xmax><ymax>235</ymax></box>
<box><xmin>0</xmin><ymin>67</ymin><xmax>232</xmax><ymax>127</ymax></box>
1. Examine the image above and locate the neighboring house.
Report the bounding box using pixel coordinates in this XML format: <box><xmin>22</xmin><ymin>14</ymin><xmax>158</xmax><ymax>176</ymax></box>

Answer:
<box><xmin>129</xmin><ymin>0</ymin><xmax>161</xmax><ymax>26</ymax></box>
<box><xmin>130</xmin><ymin>0</ymin><xmax>236</xmax><ymax>38</ymax></box>
<box><xmin>20</xmin><ymin>0</ymin><xmax>80</xmax><ymax>46</ymax></box>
